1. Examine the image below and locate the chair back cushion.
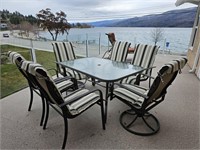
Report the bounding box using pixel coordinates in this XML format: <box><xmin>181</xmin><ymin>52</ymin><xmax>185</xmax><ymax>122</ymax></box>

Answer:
<box><xmin>20</xmin><ymin>60</ymin><xmax>40</xmax><ymax>88</ymax></box>
<box><xmin>7</xmin><ymin>51</ymin><xmax>37</xmax><ymax>88</ymax></box>
<box><xmin>52</xmin><ymin>42</ymin><xmax>76</xmax><ymax>61</ymax></box>
<box><xmin>26</xmin><ymin>62</ymin><xmax>64</xmax><ymax>105</ymax></box>
<box><xmin>131</xmin><ymin>44</ymin><xmax>159</xmax><ymax>74</ymax></box>
<box><xmin>7</xmin><ymin>51</ymin><xmax>25</xmax><ymax>67</ymax></box>
<box><xmin>145</xmin><ymin>57</ymin><xmax>187</xmax><ymax>106</ymax></box>
<box><xmin>110</xmin><ymin>41</ymin><xmax>131</xmax><ymax>62</ymax></box>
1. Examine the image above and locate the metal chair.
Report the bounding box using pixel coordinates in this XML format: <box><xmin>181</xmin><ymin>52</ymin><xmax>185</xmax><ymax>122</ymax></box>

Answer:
<box><xmin>52</xmin><ymin>42</ymin><xmax>86</xmax><ymax>80</ymax></box>
<box><xmin>27</xmin><ymin>62</ymin><xmax>106</xmax><ymax>149</ymax></box>
<box><xmin>102</xmin><ymin>33</ymin><xmax>116</xmax><ymax>59</ymax></box>
<box><xmin>121</xmin><ymin>44</ymin><xmax>160</xmax><ymax>86</ymax></box>
<box><xmin>111</xmin><ymin>57</ymin><xmax>187</xmax><ymax>136</ymax></box>
<box><xmin>103</xmin><ymin>39</ymin><xmax>131</xmax><ymax>62</ymax></box>
<box><xmin>7</xmin><ymin>51</ymin><xmax>77</xmax><ymax>126</ymax></box>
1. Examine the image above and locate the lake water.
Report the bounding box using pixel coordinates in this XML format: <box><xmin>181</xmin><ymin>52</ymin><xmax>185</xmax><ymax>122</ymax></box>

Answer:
<box><xmin>40</xmin><ymin>27</ymin><xmax>192</xmax><ymax>54</ymax></box>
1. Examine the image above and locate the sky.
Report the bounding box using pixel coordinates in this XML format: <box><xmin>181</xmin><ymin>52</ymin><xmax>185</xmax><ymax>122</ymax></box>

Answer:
<box><xmin>0</xmin><ymin>0</ymin><xmax>196</xmax><ymax>22</ymax></box>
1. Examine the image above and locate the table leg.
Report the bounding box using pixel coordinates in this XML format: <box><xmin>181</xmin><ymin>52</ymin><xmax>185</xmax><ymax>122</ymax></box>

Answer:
<box><xmin>105</xmin><ymin>82</ymin><xmax>109</xmax><ymax>123</ymax></box>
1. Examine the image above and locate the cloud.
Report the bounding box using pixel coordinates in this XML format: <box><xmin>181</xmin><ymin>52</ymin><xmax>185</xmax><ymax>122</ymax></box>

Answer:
<box><xmin>0</xmin><ymin>0</ymin><xmax>195</xmax><ymax>22</ymax></box>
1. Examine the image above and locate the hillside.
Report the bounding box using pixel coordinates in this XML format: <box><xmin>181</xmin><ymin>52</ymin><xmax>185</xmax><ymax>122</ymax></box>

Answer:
<box><xmin>89</xmin><ymin>7</ymin><xmax>197</xmax><ymax>27</ymax></box>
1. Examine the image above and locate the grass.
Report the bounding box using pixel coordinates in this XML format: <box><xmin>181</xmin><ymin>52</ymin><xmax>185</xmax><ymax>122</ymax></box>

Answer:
<box><xmin>1</xmin><ymin>45</ymin><xmax>56</xmax><ymax>98</ymax></box>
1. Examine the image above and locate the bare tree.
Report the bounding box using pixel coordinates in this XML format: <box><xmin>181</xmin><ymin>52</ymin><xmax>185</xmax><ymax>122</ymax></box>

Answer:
<box><xmin>32</xmin><ymin>23</ymin><xmax>40</xmax><ymax>39</ymax></box>
<box><xmin>36</xmin><ymin>8</ymin><xmax>71</xmax><ymax>41</ymax></box>
<box><xmin>151</xmin><ymin>28</ymin><xmax>164</xmax><ymax>45</ymax></box>
<box><xmin>20</xmin><ymin>21</ymin><xmax>33</xmax><ymax>37</ymax></box>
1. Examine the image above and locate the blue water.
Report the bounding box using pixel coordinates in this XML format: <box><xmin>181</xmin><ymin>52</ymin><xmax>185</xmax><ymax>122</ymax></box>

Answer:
<box><xmin>40</xmin><ymin>27</ymin><xmax>192</xmax><ymax>54</ymax></box>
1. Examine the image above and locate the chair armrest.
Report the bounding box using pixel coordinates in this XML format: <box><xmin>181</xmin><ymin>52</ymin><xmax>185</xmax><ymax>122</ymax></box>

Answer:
<box><xmin>114</xmin><ymin>83</ymin><xmax>149</xmax><ymax>99</ymax></box>
<box><xmin>143</xmin><ymin>66</ymin><xmax>156</xmax><ymax>72</ymax></box>
<box><xmin>139</xmin><ymin>73</ymin><xmax>155</xmax><ymax>79</ymax></box>
<box><xmin>59</xmin><ymin>89</ymin><xmax>103</xmax><ymax>108</ymax></box>
<box><xmin>135</xmin><ymin>66</ymin><xmax>156</xmax><ymax>85</ymax></box>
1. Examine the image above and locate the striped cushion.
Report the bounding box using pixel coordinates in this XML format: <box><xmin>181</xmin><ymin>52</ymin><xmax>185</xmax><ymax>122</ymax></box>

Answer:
<box><xmin>65</xmin><ymin>89</ymin><xmax>100</xmax><ymax>115</ymax></box>
<box><xmin>52</xmin><ymin>42</ymin><xmax>86</xmax><ymax>80</ymax></box>
<box><xmin>120</xmin><ymin>76</ymin><xmax>137</xmax><ymax>84</ymax></box>
<box><xmin>55</xmin><ymin>79</ymin><xmax>74</xmax><ymax>92</ymax></box>
<box><xmin>110</xmin><ymin>41</ymin><xmax>131</xmax><ymax>62</ymax></box>
<box><xmin>121</xmin><ymin>44</ymin><xmax>159</xmax><ymax>84</ymax></box>
<box><xmin>164</xmin><ymin>57</ymin><xmax>187</xmax><ymax>74</ymax></box>
<box><xmin>114</xmin><ymin>84</ymin><xmax>149</xmax><ymax>107</ymax></box>
<box><xmin>52</xmin><ymin>42</ymin><xmax>76</xmax><ymax>61</ymax></box>
<box><xmin>22</xmin><ymin>61</ymin><xmax>74</xmax><ymax>93</ymax></box>
<box><xmin>131</xmin><ymin>44</ymin><xmax>159</xmax><ymax>69</ymax></box>
<box><xmin>21</xmin><ymin>61</ymin><xmax>42</xmax><ymax>75</ymax></box>
<box><xmin>147</xmin><ymin>57</ymin><xmax>187</xmax><ymax>103</ymax></box>
<box><xmin>7</xmin><ymin>51</ymin><xmax>25</xmax><ymax>66</ymax></box>
<box><xmin>64</xmin><ymin>69</ymin><xmax>86</xmax><ymax>80</ymax></box>
<box><xmin>33</xmin><ymin>65</ymin><xmax>61</xmax><ymax>105</ymax></box>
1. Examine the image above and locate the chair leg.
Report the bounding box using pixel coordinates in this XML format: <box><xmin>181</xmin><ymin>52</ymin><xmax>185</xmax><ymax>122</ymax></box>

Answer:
<box><xmin>100</xmin><ymin>100</ymin><xmax>106</xmax><ymax>130</ymax></box>
<box><xmin>43</xmin><ymin>100</ymin><xmax>49</xmax><ymax>130</ymax></box>
<box><xmin>62</xmin><ymin>113</ymin><xmax>68</xmax><ymax>149</ymax></box>
<box><xmin>92</xmin><ymin>78</ymin><xmax>96</xmax><ymax>86</ymax></box>
<box><xmin>28</xmin><ymin>87</ymin><xmax>33</xmax><ymax>111</ymax></box>
<box><xmin>40</xmin><ymin>95</ymin><xmax>46</xmax><ymax>126</ymax></box>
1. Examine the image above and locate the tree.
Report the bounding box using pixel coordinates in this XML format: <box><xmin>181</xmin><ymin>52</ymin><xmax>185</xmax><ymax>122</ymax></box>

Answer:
<box><xmin>36</xmin><ymin>8</ymin><xmax>71</xmax><ymax>41</ymax></box>
<box><xmin>25</xmin><ymin>15</ymin><xmax>37</xmax><ymax>25</ymax></box>
<box><xmin>20</xmin><ymin>21</ymin><xmax>33</xmax><ymax>37</ymax></box>
<box><xmin>151</xmin><ymin>28</ymin><xmax>164</xmax><ymax>45</ymax></box>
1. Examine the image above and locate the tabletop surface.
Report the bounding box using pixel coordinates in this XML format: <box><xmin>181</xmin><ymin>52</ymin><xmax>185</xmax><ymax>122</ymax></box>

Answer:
<box><xmin>57</xmin><ymin>57</ymin><xmax>144</xmax><ymax>82</ymax></box>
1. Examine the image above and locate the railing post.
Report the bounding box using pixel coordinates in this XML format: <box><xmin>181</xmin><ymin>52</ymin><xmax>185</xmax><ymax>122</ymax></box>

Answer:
<box><xmin>30</xmin><ymin>39</ymin><xmax>37</xmax><ymax>62</ymax></box>
<box><xmin>99</xmin><ymin>33</ymin><xmax>101</xmax><ymax>55</ymax></box>
<box><xmin>86</xmin><ymin>33</ymin><xmax>88</xmax><ymax>57</ymax></box>
<box><xmin>163</xmin><ymin>38</ymin><xmax>166</xmax><ymax>54</ymax></box>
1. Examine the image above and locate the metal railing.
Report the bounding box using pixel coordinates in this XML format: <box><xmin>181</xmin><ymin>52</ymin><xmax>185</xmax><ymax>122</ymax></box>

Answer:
<box><xmin>1</xmin><ymin>32</ymin><xmax>188</xmax><ymax>62</ymax></box>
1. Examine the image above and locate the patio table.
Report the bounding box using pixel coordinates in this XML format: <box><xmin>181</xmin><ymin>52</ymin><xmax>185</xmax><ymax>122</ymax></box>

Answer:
<box><xmin>57</xmin><ymin>57</ymin><xmax>145</xmax><ymax>122</ymax></box>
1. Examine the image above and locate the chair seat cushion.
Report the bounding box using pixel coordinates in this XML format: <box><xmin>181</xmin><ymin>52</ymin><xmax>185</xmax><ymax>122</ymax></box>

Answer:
<box><xmin>55</xmin><ymin>78</ymin><xmax>74</xmax><ymax>92</ymax></box>
<box><xmin>65</xmin><ymin>89</ymin><xmax>100</xmax><ymax>115</ymax></box>
<box><xmin>60</xmin><ymin>68</ymin><xmax>86</xmax><ymax>80</ymax></box>
<box><xmin>121</xmin><ymin>75</ymin><xmax>146</xmax><ymax>84</ymax></box>
<box><xmin>113</xmin><ymin>84</ymin><xmax>148</xmax><ymax>107</ymax></box>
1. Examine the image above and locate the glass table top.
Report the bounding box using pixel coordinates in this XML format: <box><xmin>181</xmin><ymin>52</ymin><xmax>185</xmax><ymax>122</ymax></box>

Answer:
<box><xmin>57</xmin><ymin>57</ymin><xmax>144</xmax><ymax>82</ymax></box>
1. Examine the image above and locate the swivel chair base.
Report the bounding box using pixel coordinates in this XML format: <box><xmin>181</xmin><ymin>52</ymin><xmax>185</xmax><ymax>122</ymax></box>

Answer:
<box><xmin>120</xmin><ymin>109</ymin><xmax>160</xmax><ymax>136</ymax></box>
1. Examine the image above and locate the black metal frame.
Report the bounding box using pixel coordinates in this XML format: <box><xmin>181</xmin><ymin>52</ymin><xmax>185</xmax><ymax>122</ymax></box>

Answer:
<box><xmin>44</xmin><ymin>89</ymin><xmax>105</xmax><ymax>150</ymax></box>
<box><xmin>118</xmin><ymin>95</ymin><xmax>165</xmax><ymax>136</ymax></box>
<box><xmin>111</xmin><ymin>63</ymin><xmax>182</xmax><ymax>136</ymax></box>
<box><xmin>120</xmin><ymin>110</ymin><xmax>160</xmax><ymax>136</ymax></box>
<box><xmin>33</xmin><ymin>68</ymin><xmax>106</xmax><ymax>149</ymax></box>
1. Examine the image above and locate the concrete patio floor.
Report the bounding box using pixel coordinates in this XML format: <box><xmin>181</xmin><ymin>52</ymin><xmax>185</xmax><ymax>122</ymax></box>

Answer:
<box><xmin>0</xmin><ymin>54</ymin><xmax>199</xmax><ymax>149</ymax></box>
